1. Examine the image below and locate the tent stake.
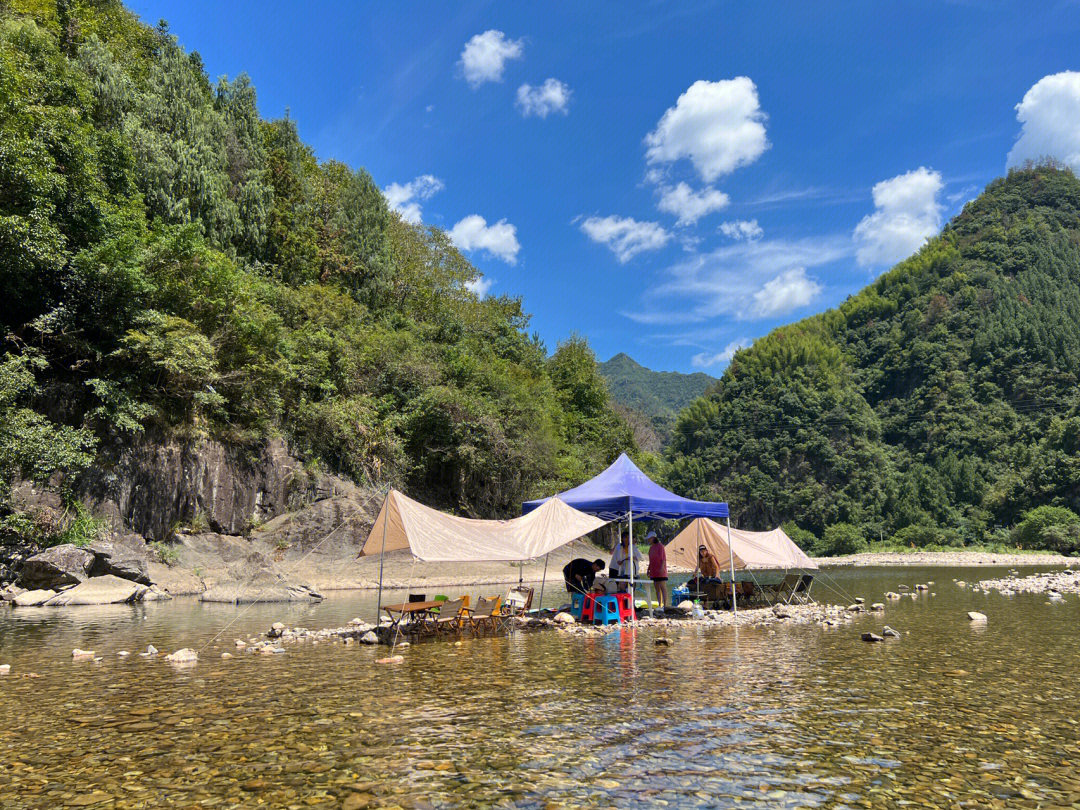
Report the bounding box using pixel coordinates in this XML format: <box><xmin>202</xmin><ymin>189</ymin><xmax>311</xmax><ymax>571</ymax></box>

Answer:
<box><xmin>375</xmin><ymin>492</ymin><xmax>389</xmax><ymax>625</ymax></box>
<box><xmin>726</xmin><ymin>514</ymin><xmax>737</xmax><ymax>618</ymax></box>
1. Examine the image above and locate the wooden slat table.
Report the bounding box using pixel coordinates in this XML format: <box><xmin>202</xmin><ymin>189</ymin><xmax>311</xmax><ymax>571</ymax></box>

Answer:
<box><xmin>382</xmin><ymin>601</ymin><xmax>441</xmax><ymax>634</ymax></box>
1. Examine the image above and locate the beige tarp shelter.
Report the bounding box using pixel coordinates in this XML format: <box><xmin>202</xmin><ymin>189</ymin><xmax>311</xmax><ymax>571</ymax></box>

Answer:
<box><xmin>360</xmin><ymin>489</ymin><xmax>607</xmax><ymax>562</ymax></box>
<box><xmin>666</xmin><ymin>518</ymin><xmax>819</xmax><ymax>572</ymax></box>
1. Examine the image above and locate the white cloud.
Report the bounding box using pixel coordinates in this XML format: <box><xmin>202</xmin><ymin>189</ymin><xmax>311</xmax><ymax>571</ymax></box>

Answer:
<box><xmin>692</xmin><ymin>338</ymin><xmax>752</xmax><ymax>368</ymax></box>
<box><xmin>460</xmin><ymin>30</ymin><xmax>524</xmax><ymax>88</ymax></box>
<box><xmin>719</xmin><ymin>219</ymin><xmax>763</xmax><ymax>241</ymax></box>
<box><xmin>383</xmin><ymin>174</ymin><xmax>444</xmax><ymax>224</ymax></box>
<box><xmin>853</xmin><ymin>167</ymin><xmax>943</xmax><ymax>267</ymax></box>
<box><xmin>1007</xmin><ymin>71</ymin><xmax>1080</xmax><ymax>172</ymax></box>
<box><xmin>626</xmin><ymin>235</ymin><xmax>850</xmax><ymax>324</ymax></box>
<box><xmin>580</xmin><ymin>215</ymin><xmax>672</xmax><ymax>262</ymax></box>
<box><xmin>516</xmin><ymin>79</ymin><xmax>571</xmax><ymax>118</ymax></box>
<box><xmin>645</xmin><ymin>77</ymin><xmax>769</xmax><ymax>182</ymax></box>
<box><xmin>751</xmin><ymin>268</ymin><xmax>821</xmax><ymax>317</ymax></box>
<box><xmin>656</xmin><ymin>182</ymin><xmax>729</xmax><ymax>225</ymax></box>
<box><xmin>465</xmin><ymin>276</ymin><xmax>493</xmax><ymax>297</ymax></box>
<box><xmin>449</xmin><ymin>215</ymin><xmax>520</xmax><ymax>264</ymax></box>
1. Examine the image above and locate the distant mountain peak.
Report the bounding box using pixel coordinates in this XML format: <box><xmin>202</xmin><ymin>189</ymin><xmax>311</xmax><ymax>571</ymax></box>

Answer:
<box><xmin>598</xmin><ymin>354</ymin><xmax>717</xmax><ymax>447</ymax></box>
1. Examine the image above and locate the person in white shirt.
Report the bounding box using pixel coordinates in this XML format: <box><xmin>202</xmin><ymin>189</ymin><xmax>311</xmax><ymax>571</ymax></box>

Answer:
<box><xmin>608</xmin><ymin>529</ymin><xmax>644</xmax><ymax>592</ymax></box>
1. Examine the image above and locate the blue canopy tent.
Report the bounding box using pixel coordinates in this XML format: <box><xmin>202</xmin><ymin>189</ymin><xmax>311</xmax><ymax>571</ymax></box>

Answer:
<box><xmin>522</xmin><ymin>453</ymin><xmax>739</xmax><ymax>614</ymax></box>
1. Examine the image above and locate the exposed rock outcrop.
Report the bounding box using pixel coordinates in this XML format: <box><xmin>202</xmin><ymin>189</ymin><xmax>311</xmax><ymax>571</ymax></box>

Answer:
<box><xmin>87</xmin><ymin>537</ymin><xmax>152</xmax><ymax>584</ymax></box>
<box><xmin>44</xmin><ymin>575</ymin><xmax>147</xmax><ymax>606</ymax></box>
<box><xmin>17</xmin><ymin>544</ymin><xmax>95</xmax><ymax>589</ymax></box>
<box><xmin>200</xmin><ymin>578</ymin><xmax>323</xmax><ymax>604</ymax></box>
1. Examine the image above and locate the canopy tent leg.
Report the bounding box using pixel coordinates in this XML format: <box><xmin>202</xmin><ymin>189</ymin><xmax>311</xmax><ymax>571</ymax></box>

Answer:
<box><xmin>726</xmin><ymin>514</ymin><xmax>737</xmax><ymax>618</ymax></box>
<box><xmin>537</xmin><ymin>552</ymin><xmax>550</xmax><ymax>613</ymax></box>
<box><xmin>375</xmin><ymin>493</ymin><xmax>389</xmax><ymax>625</ymax></box>
<box><xmin>628</xmin><ymin>509</ymin><xmax>635</xmax><ymax>622</ymax></box>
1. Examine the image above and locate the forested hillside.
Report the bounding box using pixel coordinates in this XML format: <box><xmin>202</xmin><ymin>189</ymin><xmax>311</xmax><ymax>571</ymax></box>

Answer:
<box><xmin>599</xmin><ymin>353</ymin><xmax>715</xmax><ymax>445</ymax></box>
<box><xmin>0</xmin><ymin>0</ymin><xmax>633</xmax><ymax>541</ymax></box>
<box><xmin>667</xmin><ymin>166</ymin><xmax>1080</xmax><ymax>554</ymax></box>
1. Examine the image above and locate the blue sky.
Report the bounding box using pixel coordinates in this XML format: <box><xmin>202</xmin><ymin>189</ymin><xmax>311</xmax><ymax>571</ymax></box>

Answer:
<box><xmin>127</xmin><ymin>1</ymin><xmax>1080</xmax><ymax>373</ymax></box>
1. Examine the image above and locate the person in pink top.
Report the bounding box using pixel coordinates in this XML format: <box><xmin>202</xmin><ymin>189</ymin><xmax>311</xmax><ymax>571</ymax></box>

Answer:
<box><xmin>646</xmin><ymin>530</ymin><xmax>668</xmax><ymax>610</ymax></box>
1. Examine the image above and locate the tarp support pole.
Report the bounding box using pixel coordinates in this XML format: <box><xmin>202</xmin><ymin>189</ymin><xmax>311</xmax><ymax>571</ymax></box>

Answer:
<box><xmin>537</xmin><ymin>553</ymin><xmax>549</xmax><ymax>613</ymax></box>
<box><xmin>375</xmin><ymin>492</ymin><xmax>389</xmax><ymax>624</ymax></box>
<box><xmin>628</xmin><ymin>507</ymin><xmax>635</xmax><ymax>621</ymax></box>
<box><xmin>726</xmin><ymin>514</ymin><xmax>737</xmax><ymax>618</ymax></box>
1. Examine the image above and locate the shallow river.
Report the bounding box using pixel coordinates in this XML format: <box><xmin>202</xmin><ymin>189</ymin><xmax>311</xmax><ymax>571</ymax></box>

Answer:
<box><xmin>2</xmin><ymin>565</ymin><xmax>1080</xmax><ymax>809</ymax></box>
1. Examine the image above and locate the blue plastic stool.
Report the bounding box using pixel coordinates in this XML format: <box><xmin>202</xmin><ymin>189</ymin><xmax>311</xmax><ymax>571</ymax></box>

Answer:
<box><xmin>570</xmin><ymin>592</ymin><xmax>586</xmax><ymax>620</ymax></box>
<box><xmin>591</xmin><ymin>594</ymin><xmax>622</xmax><ymax>625</ymax></box>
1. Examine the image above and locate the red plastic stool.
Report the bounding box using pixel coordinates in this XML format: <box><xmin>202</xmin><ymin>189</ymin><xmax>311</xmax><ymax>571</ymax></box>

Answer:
<box><xmin>581</xmin><ymin>592</ymin><xmax>598</xmax><ymax>623</ymax></box>
<box><xmin>614</xmin><ymin>592</ymin><xmax>635</xmax><ymax>622</ymax></box>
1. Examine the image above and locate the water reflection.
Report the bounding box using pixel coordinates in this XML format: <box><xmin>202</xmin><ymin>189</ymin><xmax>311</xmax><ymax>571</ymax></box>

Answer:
<box><xmin>1</xmin><ymin>565</ymin><xmax>1079</xmax><ymax>808</ymax></box>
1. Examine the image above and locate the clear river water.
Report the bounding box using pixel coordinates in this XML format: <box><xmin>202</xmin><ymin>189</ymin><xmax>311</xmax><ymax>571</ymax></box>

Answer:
<box><xmin>2</xmin><ymin>564</ymin><xmax>1079</xmax><ymax>809</ymax></box>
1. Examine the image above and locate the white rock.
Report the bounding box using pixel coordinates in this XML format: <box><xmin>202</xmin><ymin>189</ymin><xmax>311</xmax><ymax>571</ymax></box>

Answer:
<box><xmin>221</xmin><ymin>652</ymin><xmax>232</xmax><ymax>659</ymax></box>
<box><xmin>13</xmin><ymin>589</ymin><xmax>57</xmax><ymax>607</ymax></box>
<box><xmin>0</xmin><ymin>664</ymin><xmax>9</xmax><ymax>675</ymax></box>
<box><xmin>72</xmin><ymin>648</ymin><xmax>95</xmax><ymax>659</ymax></box>
<box><xmin>360</xmin><ymin>631</ymin><xmax>379</xmax><ymax>645</ymax></box>
<box><xmin>967</xmin><ymin>611</ymin><xmax>987</xmax><ymax>623</ymax></box>
<box><xmin>166</xmin><ymin>648</ymin><xmax>198</xmax><ymax>663</ymax></box>
<box><xmin>677</xmin><ymin>600</ymin><xmax>695</xmax><ymax>613</ymax></box>
<box><xmin>553</xmin><ymin>612</ymin><xmax>576</xmax><ymax>624</ymax></box>
<box><xmin>117</xmin><ymin>651</ymin><xmax>129</xmax><ymax>657</ymax></box>
<box><xmin>234</xmin><ymin>639</ymin><xmax>246</xmax><ymax>648</ymax></box>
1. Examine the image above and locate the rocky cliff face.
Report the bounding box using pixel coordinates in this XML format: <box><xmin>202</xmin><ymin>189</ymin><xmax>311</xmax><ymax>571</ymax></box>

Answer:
<box><xmin>81</xmin><ymin>436</ymin><xmax>307</xmax><ymax>541</ymax></box>
<box><xmin>2</xmin><ymin>434</ymin><xmax>377</xmax><ymax>595</ymax></box>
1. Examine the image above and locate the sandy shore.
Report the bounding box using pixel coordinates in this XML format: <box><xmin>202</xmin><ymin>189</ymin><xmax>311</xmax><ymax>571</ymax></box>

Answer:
<box><xmin>818</xmin><ymin>550</ymin><xmax>1078</xmax><ymax>567</ymax></box>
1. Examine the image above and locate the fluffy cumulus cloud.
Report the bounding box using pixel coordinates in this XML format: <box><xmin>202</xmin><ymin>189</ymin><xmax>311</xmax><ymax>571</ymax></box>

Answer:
<box><xmin>459</xmin><ymin>30</ymin><xmax>524</xmax><ymax>88</ymax></box>
<box><xmin>516</xmin><ymin>79</ymin><xmax>571</xmax><ymax>118</ymax></box>
<box><xmin>645</xmin><ymin>77</ymin><xmax>769</xmax><ymax>182</ymax></box>
<box><xmin>853</xmin><ymin>167</ymin><xmax>943</xmax><ymax>267</ymax></box>
<box><xmin>449</xmin><ymin>215</ymin><xmax>521</xmax><ymax>263</ymax></box>
<box><xmin>1007</xmin><ymin>71</ymin><xmax>1080</xmax><ymax>172</ymax></box>
<box><xmin>383</xmin><ymin>174</ymin><xmax>444</xmax><ymax>224</ymax></box>
<box><xmin>465</xmin><ymin>276</ymin><xmax>494</xmax><ymax>297</ymax></box>
<box><xmin>751</xmin><ymin>268</ymin><xmax>821</xmax><ymax>317</ymax></box>
<box><xmin>719</xmin><ymin>218</ymin><xmax>763</xmax><ymax>241</ymax></box>
<box><xmin>626</xmin><ymin>236</ymin><xmax>849</xmax><ymax>324</ymax></box>
<box><xmin>692</xmin><ymin>338</ymin><xmax>752</xmax><ymax>369</ymax></box>
<box><xmin>656</xmin><ymin>182</ymin><xmax>729</xmax><ymax>225</ymax></box>
<box><xmin>580</xmin><ymin>215</ymin><xmax>672</xmax><ymax>263</ymax></box>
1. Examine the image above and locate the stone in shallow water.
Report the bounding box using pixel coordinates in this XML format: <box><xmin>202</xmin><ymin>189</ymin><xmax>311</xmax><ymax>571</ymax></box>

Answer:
<box><xmin>13</xmin><ymin>589</ymin><xmax>56</xmax><ymax>607</ymax></box>
<box><xmin>44</xmin><ymin>575</ymin><xmax>147</xmax><ymax>606</ymax></box>
<box><xmin>967</xmin><ymin>611</ymin><xmax>987</xmax><ymax>623</ymax></box>
<box><xmin>166</xmin><ymin>648</ymin><xmax>198</xmax><ymax>664</ymax></box>
<box><xmin>861</xmin><ymin>633</ymin><xmax>883</xmax><ymax>643</ymax></box>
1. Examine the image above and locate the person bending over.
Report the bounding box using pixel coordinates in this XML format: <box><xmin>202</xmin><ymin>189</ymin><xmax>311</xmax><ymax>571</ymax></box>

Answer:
<box><xmin>563</xmin><ymin>558</ymin><xmax>605</xmax><ymax>594</ymax></box>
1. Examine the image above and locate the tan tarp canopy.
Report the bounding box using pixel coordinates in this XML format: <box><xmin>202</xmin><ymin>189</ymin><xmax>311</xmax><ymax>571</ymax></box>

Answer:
<box><xmin>359</xmin><ymin>489</ymin><xmax>608</xmax><ymax>562</ymax></box>
<box><xmin>666</xmin><ymin>518</ymin><xmax>819</xmax><ymax>572</ymax></box>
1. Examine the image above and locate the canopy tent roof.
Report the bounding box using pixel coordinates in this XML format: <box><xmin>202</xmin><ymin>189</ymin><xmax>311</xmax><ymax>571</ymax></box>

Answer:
<box><xmin>359</xmin><ymin>489</ymin><xmax>607</xmax><ymax>562</ymax></box>
<box><xmin>666</xmin><ymin>518</ymin><xmax>819</xmax><ymax>572</ymax></box>
<box><xmin>521</xmin><ymin>453</ymin><xmax>729</xmax><ymax>521</ymax></box>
